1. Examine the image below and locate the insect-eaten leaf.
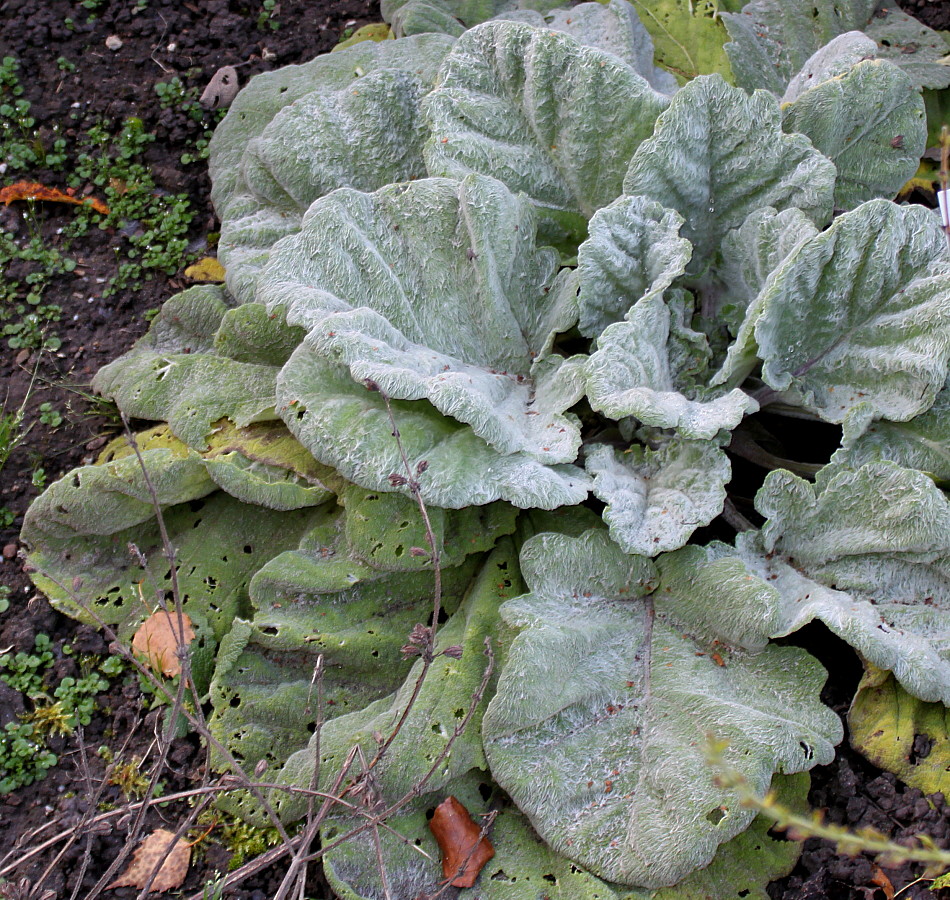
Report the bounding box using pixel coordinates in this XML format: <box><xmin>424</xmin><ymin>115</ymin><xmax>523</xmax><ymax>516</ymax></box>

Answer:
<box><xmin>184</xmin><ymin>257</ymin><xmax>226</xmax><ymax>283</ymax></box>
<box><xmin>0</xmin><ymin>180</ymin><xmax>109</xmax><ymax>215</ymax></box>
<box><xmin>107</xmin><ymin>828</ymin><xmax>190</xmax><ymax>892</ymax></box>
<box><xmin>429</xmin><ymin>795</ymin><xmax>494</xmax><ymax>888</ymax></box>
<box><xmin>132</xmin><ymin>609</ymin><xmax>195</xmax><ymax>678</ymax></box>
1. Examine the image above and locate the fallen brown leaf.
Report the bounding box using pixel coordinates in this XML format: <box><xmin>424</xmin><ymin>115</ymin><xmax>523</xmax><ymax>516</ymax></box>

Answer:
<box><xmin>107</xmin><ymin>828</ymin><xmax>190</xmax><ymax>892</ymax></box>
<box><xmin>131</xmin><ymin>608</ymin><xmax>195</xmax><ymax>677</ymax></box>
<box><xmin>199</xmin><ymin>65</ymin><xmax>239</xmax><ymax>109</ymax></box>
<box><xmin>871</xmin><ymin>864</ymin><xmax>895</xmax><ymax>900</ymax></box>
<box><xmin>428</xmin><ymin>796</ymin><xmax>494</xmax><ymax>888</ymax></box>
<box><xmin>0</xmin><ymin>180</ymin><xmax>109</xmax><ymax>215</ymax></box>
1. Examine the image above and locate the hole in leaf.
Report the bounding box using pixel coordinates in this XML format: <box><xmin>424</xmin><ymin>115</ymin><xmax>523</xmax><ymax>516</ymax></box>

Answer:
<box><xmin>910</xmin><ymin>733</ymin><xmax>934</xmax><ymax>764</ymax></box>
<box><xmin>478</xmin><ymin>782</ymin><xmax>492</xmax><ymax>802</ymax></box>
<box><xmin>437</xmin><ymin>607</ymin><xmax>449</xmax><ymax>624</ymax></box>
<box><xmin>454</xmin><ymin>708</ymin><xmax>465</xmax><ymax>718</ymax></box>
<box><xmin>261</xmin><ymin>626</ymin><xmax>278</xmax><ymax>636</ymax></box>
<box><xmin>799</xmin><ymin>741</ymin><xmax>813</xmax><ymax>761</ymax></box>
<box><xmin>243</xmin><ymin>545</ymin><xmax>253</xmax><ymax>554</ymax></box>
<box><xmin>706</xmin><ymin>806</ymin><xmax>726</xmax><ymax>825</ymax></box>
<box><xmin>229</xmin><ymin>696</ymin><xmax>240</xmax><ymax>708</ymax></box>
<box><xmin>491</xmin><ymin>870</ymin><xmax>513</xmax><ymax>883</ymax></box>
<box><xmin>394</xmin><ymin>544</ymin><xmax>404</xmax><ymax>557</ymax></box>
<box><xmin>542</xmin><ymin>874</ymin><xmax>557</xmax><ymax>884</ymax></box>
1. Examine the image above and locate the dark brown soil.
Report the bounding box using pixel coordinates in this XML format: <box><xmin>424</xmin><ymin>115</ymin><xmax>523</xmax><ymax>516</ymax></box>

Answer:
<box><xmin>1</xmin><ymin>1</ymin><xmax>949</xmax><ymax>898</ymax></box>
<box><xmin>0</xmin><ymin>1</ymin><xmax>377</xmax><ymax>897</ymax></box>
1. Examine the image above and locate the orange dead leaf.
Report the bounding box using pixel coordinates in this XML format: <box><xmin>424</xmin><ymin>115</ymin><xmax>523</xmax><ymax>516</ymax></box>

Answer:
<box><xmin>132</xmin><ymin>609</ymin><xmax>195</xmax><ymax>677</ymax></box>
<box><xmin>0</xmin><ymin>180</ymin><xmax>109</xmax><ymax>215</ymax></box>
<box><xmin>428</xmin><ymin>796</ymin><xmax>494</xmax><ymax>888</ymax></box>
<box><xmin>107</xmin><ymin>828</ymin><xmax>190</xmax><ymax>892</ymax></box>
<box><xmin>870</xmin><ymin>864</ymin><xmax>895</xmax><ymax>900</ymax></box>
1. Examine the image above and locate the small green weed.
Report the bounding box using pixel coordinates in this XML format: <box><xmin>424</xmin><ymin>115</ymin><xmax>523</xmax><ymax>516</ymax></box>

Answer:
<box><xmin>0</xmin><ymin>584</ymin><xmax>11</xmax><ymax>613</ymax></box>
<box><xmin>257</xmin><ymin>0</ymin><xmax>281</xmax><ymax>32</ymax></box>
<box><xmin>0</xmin><ymin>57</ymin><xmax>67</xmax><ymax>172</ymax></box>
<box><xmin>0</xmin><ymin>635</ymin><xmax>125</xmax><ymax>792</ymax></box>
<box><xmin>37</xmin><ymin>402</ymin><xmax>62</xmax><ymax>427</ymax></box>
<box><xmin>66</xmin><ymin>117</ymin><xmax>198</xmax><ymax>296</ymax></box>
<box><xmin>0</xmin><ymin>721</ymin><xmax>58</xmax><ymax>792</ymax></box>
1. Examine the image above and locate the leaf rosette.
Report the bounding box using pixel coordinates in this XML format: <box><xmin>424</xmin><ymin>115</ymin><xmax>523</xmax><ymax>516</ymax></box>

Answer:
<box><xmin>18</xmin><ymin>3</ymin><xmax>950</xmax><ymax>896</ymax></box>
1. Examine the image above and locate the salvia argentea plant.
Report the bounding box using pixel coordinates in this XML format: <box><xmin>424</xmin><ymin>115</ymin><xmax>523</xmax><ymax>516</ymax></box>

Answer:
<box><xmin>20</xmin><ymin>0</ymin><xmax>950</xmax><ymax>895</ymax></box>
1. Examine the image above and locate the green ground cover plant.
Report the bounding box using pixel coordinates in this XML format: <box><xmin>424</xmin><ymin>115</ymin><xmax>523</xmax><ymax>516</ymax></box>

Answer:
<box><xmin>18</xmin><ymin>0</ymin><xmax>950</xmax><ymax>896</ymax></box>
<box><xmin>0</xmin><ymin>635</ymin><xmax>123</xmax><ymax>793</ymax></box>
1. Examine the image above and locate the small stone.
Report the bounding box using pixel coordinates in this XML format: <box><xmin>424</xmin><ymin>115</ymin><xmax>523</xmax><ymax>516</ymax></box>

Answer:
<box><xmin>105</xmin><ymin>35</ymin><xmax>123</xmax><ymax>51</ymax></box>
<box><xmin>2</xmin><ymin>544</ymin><xmax>17</xmax><ymax>560</ymax></box>
<box><xmin>85</xmin><ymin>436</ymin><xmax>107</xmax><ymax>451</ymax></box>
<box><xmin>14</xmin><ymin>349</ymin><xmax>29</xmax><ymax>366</ymax></box>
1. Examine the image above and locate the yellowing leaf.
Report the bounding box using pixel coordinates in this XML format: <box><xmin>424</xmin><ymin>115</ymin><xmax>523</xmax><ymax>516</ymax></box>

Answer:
<box><xmin>107</xmin><ymin>828</ymin><xmax>190</xmax><ymax>892</ymax></box>
<box><xmin>184</xmin><ymin>257</ymin><xmax>226</xmax><ymax>282</ymax></box>
<box><xmin>849</xmin><ymin>663</ymin><xmax>950</xmax><ymax>797</ymax></box>
<box><xmin>332</xmin><ymin>23</ymin><xmax>393</xmax><ymax>53</ymax></box>
<box><xmin>132</xmin><ymin>609</ymin><xmax>195</xmax><ymax>677</ymax></box>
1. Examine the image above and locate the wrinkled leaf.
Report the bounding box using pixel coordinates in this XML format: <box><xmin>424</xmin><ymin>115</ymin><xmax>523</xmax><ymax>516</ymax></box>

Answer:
<box><xmin>753</xmin><ymin>201</ymin><xmax>950</xmax><ymax>439</ymax></box>
<box><xmin>586</xmin><ymin>294</ymin><xmax>758</xmax><ymax>439</ymax></box>
<box><xmin>832</xmin><ymin>376</ymin><xmax>950</xmax><ymax>486</ymax></box>
<box><xmin>781</xmin><ymin>59</ymin><xmax>926</xmax><ymax>209</ymax></box>
<box><xmin>576</xmin><ymin>194</ymin><xmax>691</xmax><ymax>338</ymax></box>
<box><xmin>210</xmin><ymin>34</ymin><xmax>455</xmax><ymax>302</ymax></box>
<box><xmin>93</xmin><ymin>286</ymin><xmax>285</xmax><ymax>449</ymax></box>
<box><xmin>277</xmin><ymin>348</ymin><xmax>591</xmax><ymax>510</ymax></box>
<box><xmin>623</xmin><ymin>74</ymin><xmax>835</xmax><ymax>273</ymax></box>
<box><xmin>723</xmin><ymin>0</ymin><xmax>950</xmax><ymax>94</ymax></box>
<box><xmin>541</xmin><ymin>1</ymin><xmax>679</xmax><ymax>94</ymax></box>
<box><xmin>271</xmin><ymin>541</ymin><xmax>522</xmax><ymax>823</ymax></box>
<box><xmin>483</xmin><ymin>530</ymin><xmax>839</xmax><ymax>887</ymax></box>
<box><xmin>423</xmin><ymin>20</ymin><xmax>669</xmax><ymax>241</ymax></box>
<box><xmin>586</xmin><ymin>439</ymin><xmax>730</xmax><ymax>556</ymax></box>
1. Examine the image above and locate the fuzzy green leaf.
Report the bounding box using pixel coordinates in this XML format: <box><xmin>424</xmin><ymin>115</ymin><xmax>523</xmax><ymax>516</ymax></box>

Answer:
<box><xmin>832</xmin><ymin>376</ymin><xmax>950</xmax><ymax>486</ymax></box>
<box><xmin>483</xmin><ymin>530</ymin><xmax>839</xmax><ymax>888</ymax></box>
<box><xmin>623</xmin><ymin>74</ymin><xmax>835</xmax><ymax>273</ymax></box>
<box><xmin>93</xmin><ymin>288</ymin><xmax>286</xmax><ymax>449</ymax></box>
<box><xmin>586</xmin><ymin>294</ymin><xmax>758</xmax><ymax>439</ymax></box>
<box><xmin>272</xmin><ymin>542</ymin><xmax>522</xmax><ymax>823</ymax></box>
<box><xmin>724</xmin><ymin>462</ymin><xmax>950</xmax><ymax>703</ymax></box>
<box><xmin>781</xmin><ymin>59</ymin><xmax>926</xmax><ymax>209</ymax></box>
<box><xmin>586</xmin><ymin>440</ymin><xmax>729</xmax><ymax>556</ymax></box>
<box><xmin>210</xmin><ymin>35</ymin><xmax>455</xmax><ymax>302</ymax></box>
<box><xmin>577</xmin><ymin>195</ymin><xmax>691</xmax><ymax>338</ymax></box>
<box><xmin>754</xmin><ymin>200</ymin><xmax>950</xmax><ymax>439</ymax></box>
<box><xmin>422</xmin><ymin>20</ymin><xmax>669</xmax><ymax>240</ymax></box>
